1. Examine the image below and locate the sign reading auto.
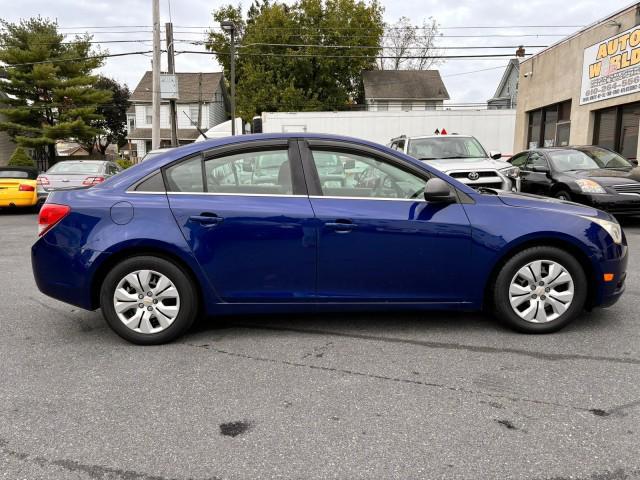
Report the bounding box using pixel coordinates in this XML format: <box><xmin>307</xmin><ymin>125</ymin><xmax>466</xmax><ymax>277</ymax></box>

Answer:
<box><xmin>581</xmin><ymin>25</ymin><xmax>640</xmax><ymax>105</ymax></box>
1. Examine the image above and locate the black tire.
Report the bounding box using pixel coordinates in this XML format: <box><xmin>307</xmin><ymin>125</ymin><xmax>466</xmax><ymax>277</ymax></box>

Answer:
<box><xmin>492</xmin><ymin>246</ymin><xmax>587</xmax><ymax>333</ymax></box>
<box><xmin>554</xmin><ymin>190</ymin><xmax>572</xmax><ymax>201</ymax></box>
<box><xmin>100</xmin><ymin>256</ymin><xmax>198</xmax><ymax>345</ymax></box>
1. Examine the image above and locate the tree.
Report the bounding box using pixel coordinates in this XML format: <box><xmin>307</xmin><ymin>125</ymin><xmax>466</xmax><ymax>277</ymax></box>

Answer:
<box><xmin>80</xmin><ymin>76</ymin><xmax>130</xmax><ymax>155</ymax></box>
<box><xmin>7</xmin><ymin>146</ymin><xmax>35</xmax><ymax>167</ymax></box>
<box><xmin>377</xmin><ymin>16</ymin><xmax>442</xmax><ymax>71</ymax></box>
<box><xmin>206</xmin><ymin>0</ymin><xmax>385</xmax><ymax>119</ymax></box>
<box><xmin>0</xmin><ymin>17</ymin><xmax>112</xmax><ymax>165</ymax></box>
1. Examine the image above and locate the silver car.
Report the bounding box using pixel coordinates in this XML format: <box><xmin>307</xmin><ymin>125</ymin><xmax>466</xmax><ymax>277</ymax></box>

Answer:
<box><xmin>37</xmin><ymin>160</ymin><xmax>121</xmax><ymax>203</ymax></box>
<box><xmin>388</xmin><ymin>134</ymin><xmax>520</xmax><ymax>191</ymax></box>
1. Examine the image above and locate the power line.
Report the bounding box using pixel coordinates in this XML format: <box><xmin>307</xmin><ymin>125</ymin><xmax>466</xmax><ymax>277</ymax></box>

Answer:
<box><xmin>235</xmin><ymin>42</ymin><xmax>546</xmax><ymax>50</ymax></box>
<box><xmin>1</xmin><ymin>50</ymin><xmax>154</xmax><ymax>67</ymax></box>
<box><xmin>181</xmin><ymin>49</ymin><xmax>530</xmax><ymax>59</ymax></box>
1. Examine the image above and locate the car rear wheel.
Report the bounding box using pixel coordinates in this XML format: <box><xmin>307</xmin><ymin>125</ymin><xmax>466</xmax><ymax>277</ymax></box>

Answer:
<box><xmin>492</xmin><ymin>246</ymin><xmax>587</xmax><ymax>333</ymax></box>
<box><xmin>100</xmin><ymin>256</ymin><xmax>198</xmax><ymax>344</ymax></box>
<box><xmin>554</xmin><ymin>190</ymin><xmax>572</xmax><ymax>201</ymax></box>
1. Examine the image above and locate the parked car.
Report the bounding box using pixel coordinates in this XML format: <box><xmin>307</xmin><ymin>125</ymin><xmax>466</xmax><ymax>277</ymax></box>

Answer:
<box><xmin>37</xmin><ymin>160</ymin><xmax>122</xmax><ymax>203</ymax></box>
<box><xmin>32</xmin><ymin>134</ymin><xmax>627</xmax><ymax>345</ymax></box>
<box><xmin>389</xmin><ymin>134</ymin><xmax>520</xmax><ymax>191</ymax></box>
<box><xmin>509</xmin><ymin>146</ymin><xmax>640</xmax><ymax>216</ymax></box>
<box><xmin>0</xmin><ymin>166</ymin><xmax>39</xmax><ymax>210</ymax></box>
<box><xmin>141</xmin><ymin>148</ymin><xmax>175</xmax><ymax>162</ymax></box>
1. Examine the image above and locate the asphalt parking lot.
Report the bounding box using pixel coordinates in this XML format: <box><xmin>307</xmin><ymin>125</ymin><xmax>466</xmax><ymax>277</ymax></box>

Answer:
<box><xmin>1</xmin><ymin>211</ymin><xmax>639</xmax><ymax>480</ymax></box>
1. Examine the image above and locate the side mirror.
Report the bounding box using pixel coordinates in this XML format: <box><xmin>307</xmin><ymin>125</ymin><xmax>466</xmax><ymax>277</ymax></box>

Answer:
<box><xmin>489</xmin><ymin>150</ymin><xmax>502</xmax><ymax>160</ymax></box>
<box><xmin>343</xmin><ymin>159</ymin><xmax>356</xmax><ymax>170</ymax></box>
<box><xmin>424</xmin><ymin>178</ymin><xmax>455</xmax><ymax>202</ymax></box>
<box><xmin>631</xmin><ymin>159</ymin><xmax>639</xmax><ymax>167</ymax></box>
<box><xmin>532</xmin><ymin>165</ymin><xmax>549</xmax><ymax>173</ymax></box>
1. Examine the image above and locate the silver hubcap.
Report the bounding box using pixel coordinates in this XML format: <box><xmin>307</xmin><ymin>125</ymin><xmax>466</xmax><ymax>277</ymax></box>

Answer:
<box><xmin>113</xmin><ymin>270</ymin><xmax>180</xmax><ymax>334</ymax></box>
<box><xmin>509</xmin><ymin>260</ymin><xmax>574</xmax><ymax>323</ymax></box>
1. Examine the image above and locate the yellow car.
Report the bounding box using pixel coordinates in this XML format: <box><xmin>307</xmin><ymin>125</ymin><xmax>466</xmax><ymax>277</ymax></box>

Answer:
<box><xmin>0</xmin><ymin>167</ymin><xmax>39</xmax><ymax>209</ymax></box>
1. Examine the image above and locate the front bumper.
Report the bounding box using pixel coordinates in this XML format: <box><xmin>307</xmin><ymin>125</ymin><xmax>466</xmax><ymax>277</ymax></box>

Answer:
<box><xmin>578</xmin><ymin>193</ymin><xmax>640</xmax><ymax>215</ymax></box>
<box><xmin>592</xmin><ymin>242</ymin><xmax>628</xmax><ymax>308</ymax></box>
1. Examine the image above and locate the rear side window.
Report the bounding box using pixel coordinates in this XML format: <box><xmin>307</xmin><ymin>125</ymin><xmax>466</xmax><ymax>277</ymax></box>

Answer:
<box><xmin>135</xmin><ymin>171</ymin><xmax>165</xmax><ymax>192</ymax></box>
<box><xmin>204</xmin><ymin>149</ymin><xmax>292</xmax><ymax>195</ymax></box>
<box><xmin>165</xmin><ymin>157</ymin><xmax>204</xmax><ymax>192</ymax></box>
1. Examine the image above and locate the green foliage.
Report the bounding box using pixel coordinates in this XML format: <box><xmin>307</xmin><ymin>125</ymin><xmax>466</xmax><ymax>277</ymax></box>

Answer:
<box><xmin>7</xmin><ymin>146</ymin><xmax>35</xmax><ymax>167</ymax></box>
<box><xmin>0</xmin><ymin>17</ymin><xmax>112</xmax><ymax>163</ymax></box>
<box><xmin>206</xmin><ymin>0</ymin><xmax>385</xmax><ymax>119</ymax></box>
<box><xmin>116</xmin><ymin>158</ymin><xmax>133</xmax><ymax>170</ymax></box>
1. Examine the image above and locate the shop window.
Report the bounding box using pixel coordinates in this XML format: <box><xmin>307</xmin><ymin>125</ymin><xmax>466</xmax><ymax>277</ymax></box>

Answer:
<box><xmin>527</xmin><ymin>100</ymin><xmax>571</xmax><ymax>149</ymax></box>
<box><xmin>595</xmin><ymin>102</ymin><xmax>640</xmax><ymax>161</ymax></box>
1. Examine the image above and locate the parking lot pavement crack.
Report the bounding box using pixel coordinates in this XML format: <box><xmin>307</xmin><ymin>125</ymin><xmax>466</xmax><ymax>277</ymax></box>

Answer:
<box><xmin>185</xmin><ymin>343</ymin><xmax>594</xmax><ymax>414</ymax></box>
<box><xmin>0</xmin><ymin>438</ymin><xmax>222</xmax><ymax>480</ymax></box>
<box><xmin>219</xmin><ymin>323</ymin><xmax>640</xmax><ymax>366</ymax></box>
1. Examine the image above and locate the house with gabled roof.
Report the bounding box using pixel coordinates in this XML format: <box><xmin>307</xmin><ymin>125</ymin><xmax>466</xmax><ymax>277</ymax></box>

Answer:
<box><xmin>126</xmin><ymin>71</ymin><xmax>229</xmax><ymax>159</ymax></box>
<box><xmin>488</xmin><ymin>59</ymin><xmax>519</xmax><ymax>110</ymax></box>
<box><xmin>362</xmin><ymin>70</ymin><xmax>450</xmax><ymax>111</ymax></box>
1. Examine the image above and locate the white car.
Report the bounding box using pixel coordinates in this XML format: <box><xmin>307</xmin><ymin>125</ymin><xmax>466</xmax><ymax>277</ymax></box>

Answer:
<box><xmin>388</xmin><ymin>134</ymin><xmax>520</xmax><ymax>191</ymax></box>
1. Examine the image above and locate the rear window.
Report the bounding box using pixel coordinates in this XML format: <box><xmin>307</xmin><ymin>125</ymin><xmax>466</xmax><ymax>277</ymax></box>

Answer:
<box><xmin>47</xmin><ymin>162</ymin><xmax>102</xmax><ymax>174</ymax></box>
<box><xmin>0</xmin><ymin>169</ymin><xmax>36</xmax><ymax>179</ymax></box>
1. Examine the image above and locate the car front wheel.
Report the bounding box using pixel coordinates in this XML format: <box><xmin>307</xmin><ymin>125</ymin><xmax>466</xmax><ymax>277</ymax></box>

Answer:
<box><xmin>100</xmin><ymin>256</ymin><xmax>198</xmax><ymax>344</ymax></box>
<box><xmin>493</xmin><ymin>246</ymin><xmax>587</xmax><ymax>333</ymax></box>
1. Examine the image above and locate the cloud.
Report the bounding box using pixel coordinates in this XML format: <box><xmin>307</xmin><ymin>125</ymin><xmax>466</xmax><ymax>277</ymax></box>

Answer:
<box><xmin>1</xmin><ymin>0</ymin><xmax>633</xmax><ymax>102</ymax></box>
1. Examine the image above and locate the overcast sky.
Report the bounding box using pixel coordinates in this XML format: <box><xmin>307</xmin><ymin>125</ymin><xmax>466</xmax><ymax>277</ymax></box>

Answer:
<box><xmin>1</xmin><ymin>0</ymin><xmax>634</xmax><ymax>104</ymax></box>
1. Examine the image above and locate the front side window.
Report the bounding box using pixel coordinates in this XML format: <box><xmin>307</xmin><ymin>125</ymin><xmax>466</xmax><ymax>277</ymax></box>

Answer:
<box><xmin>510</xmin><ymin>152</ymin><xmax>528</xmax><ymax>168</ymax></box>
<box><xmin>526</xmin><ymin>152</ymin><xmax>548</xmax><ymax>170</ymax></box>
<box><xmin>310</xmin><ymin>149</ymin><xmax>426</xmax><ymax>200</ymax></box>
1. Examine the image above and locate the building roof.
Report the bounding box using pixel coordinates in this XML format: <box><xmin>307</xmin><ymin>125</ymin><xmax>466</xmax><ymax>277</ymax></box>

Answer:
<box><xmin>362</xmin><ymin>70</ymin><xmax>449</xmax><ymax>100</ymax></box>
<box><xmin>490</xmin><ymin>59</ymin><xmax>519</xmax><ymax>100</ymax></box>
<box><xmin>128</xmin><ymin>127</ymin><xmax>201</xmax><ymax>141</ymax></box>
<box><xmin>130</xmin><ymin>72</ymin><xmax>224</xmax><ymax>103</ymax></box>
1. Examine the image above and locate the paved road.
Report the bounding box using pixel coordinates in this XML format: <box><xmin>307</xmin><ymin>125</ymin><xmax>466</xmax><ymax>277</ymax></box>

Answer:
<box><xmin>1</xmin><ymin>211</ymin><xmax>639</xmax><ymax>480</ymax></box>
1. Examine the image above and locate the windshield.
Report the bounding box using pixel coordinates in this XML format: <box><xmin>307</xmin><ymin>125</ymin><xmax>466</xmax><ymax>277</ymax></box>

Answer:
<box><xmin>0</xmin><ymin>169</ymin><xmax>35</xmax><ymax>179</ymax></box>
<box><xmin>408</xmin><ymin>137</ymin><xmax>487</xmax><ymax>160</ymax></box>
<box><xmin>548</xmin><ymin>148</ymin><xmax>633</xmax><ymax>171</ymax></box>
<box><xmin>47</xmin><ymin>162</ymin><xmax>102</xmax><ymax>174</ymax></box>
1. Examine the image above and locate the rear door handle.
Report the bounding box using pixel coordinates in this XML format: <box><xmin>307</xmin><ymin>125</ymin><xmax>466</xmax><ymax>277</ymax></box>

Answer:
<box><xmin>325</xmin><ymin>219</ymin><xmax>357</xmax><ymax>232</ymax></box>
<box><xmin>189</xmin><ymin>213</ymin><xmax>224</xmax><ymax>227</ymax></box>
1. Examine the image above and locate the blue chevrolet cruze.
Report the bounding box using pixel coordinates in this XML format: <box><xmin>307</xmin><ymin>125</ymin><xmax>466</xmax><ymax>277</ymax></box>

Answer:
<box><xmin>31</xmin><ymin>134</ymin><xmax>628</xmax><ymax>344</ymax></box>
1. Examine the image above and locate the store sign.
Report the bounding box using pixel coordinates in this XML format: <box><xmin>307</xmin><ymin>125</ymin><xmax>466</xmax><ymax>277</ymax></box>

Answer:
<box><xmin>580</xmin><ymin>25</ymin><xmax>640</xmax><ymax>105</ymax></box>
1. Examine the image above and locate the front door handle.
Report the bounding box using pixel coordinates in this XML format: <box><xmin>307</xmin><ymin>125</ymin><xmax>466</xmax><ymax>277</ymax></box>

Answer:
<box><xmin>325</xmin><ymin>219</ymin><xmax>357</xmax><ymax>233</ymax></box>
<box><xmin>189</xmin><ymin>212</ymin><xmax>224</xmax><ymax>227</ymax></box>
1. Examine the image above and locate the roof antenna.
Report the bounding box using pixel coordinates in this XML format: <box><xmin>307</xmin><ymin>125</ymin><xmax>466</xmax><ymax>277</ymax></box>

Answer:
<box><xmin>183</xmin><ymin>111</ymin><xmax>208</xmax><ymax>139</ymax></box>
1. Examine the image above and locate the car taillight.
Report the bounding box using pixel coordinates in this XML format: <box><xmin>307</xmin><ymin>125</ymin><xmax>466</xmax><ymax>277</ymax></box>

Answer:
<box><xmin>37</xmin><ymin>176</ymin><xmax>50</xmax><ymax>186</ymax></box>
<box><xmin>82</xmin><ymin>176</ymin><xmax>105</xmax><ymax>186</ymax></box>
<box><xmin>38</xmin><ymin>204</ymin><xmax>70</xmax><ymax>237</ymax></box>
<box><xmin>19</xmin><ymin>184</ymin><xmax>35</xmax><ymax>191</ymax></box>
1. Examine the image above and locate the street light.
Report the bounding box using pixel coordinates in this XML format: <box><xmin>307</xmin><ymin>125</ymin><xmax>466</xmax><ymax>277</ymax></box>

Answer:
<box><xmin>220</xmin><ymin>21</ymin><xmax>236</xmax><ymax>136</ymax></box>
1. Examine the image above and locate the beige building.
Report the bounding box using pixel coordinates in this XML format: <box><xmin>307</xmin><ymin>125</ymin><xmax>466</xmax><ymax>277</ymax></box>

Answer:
<box><xmin>515</xmin><ymin>4</ymin><xmax>640</xmax><ymax>162</ymax></box>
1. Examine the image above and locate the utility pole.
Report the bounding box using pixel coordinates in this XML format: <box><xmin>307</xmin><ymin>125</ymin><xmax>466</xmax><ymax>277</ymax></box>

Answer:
<box><xmin>221</xmin><ymin>21</ymin><xmax>236</xmax><ymax>136</ymax></box>
<box><xmin>151</xmin><ymin>0</ymin><xmax>161</xmax><ymax>150</ymax></box>
<box><xmin>165</xmin><ymin>22</ymin><xmax>178</xmax><ymax>147</ymax></box>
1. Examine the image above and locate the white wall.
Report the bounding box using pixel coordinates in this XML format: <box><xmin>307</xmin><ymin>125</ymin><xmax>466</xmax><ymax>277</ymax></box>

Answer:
<box><xmin>261</xmin><ymin>109</ymin><xmax>517</xmax><ymax>154</ymax></box>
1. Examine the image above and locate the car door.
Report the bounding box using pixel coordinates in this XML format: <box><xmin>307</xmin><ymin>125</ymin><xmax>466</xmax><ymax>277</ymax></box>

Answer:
<box><xmin>165</xmin><ymin>139</ymin><xmax>317</xmax><ymax>303</ymax></box>
<box><xmin>521</xmin><ymin>151</ymin><xmax>553</xmax><ymax>195</ymax></box>
<box><xmin>299</xmin><ymin>139</ymin><xmax>472</xmax><ymax>303</ymax></box>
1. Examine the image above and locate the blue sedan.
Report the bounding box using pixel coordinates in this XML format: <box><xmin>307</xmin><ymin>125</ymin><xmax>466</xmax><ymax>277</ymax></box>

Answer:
<box><xmin>32</xmin><ymin>134</ymin><xmax>628</xmax><ymax>344</ymax></box>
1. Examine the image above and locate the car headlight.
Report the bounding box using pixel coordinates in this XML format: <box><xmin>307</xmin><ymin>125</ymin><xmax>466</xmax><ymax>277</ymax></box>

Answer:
<box><xmin>580</xmin><ymin>216</ymin><xmax>623</xmax><ymax>244</ymax></box>
<box><xmin>500</xmin><ymin>166</ymin><xmax>520</xmax><ymax>178</ymax></box>
<box><xmin>576</xmin><ymin>179</ymin><xmax>606</xmax><ymax>194</ymax></box>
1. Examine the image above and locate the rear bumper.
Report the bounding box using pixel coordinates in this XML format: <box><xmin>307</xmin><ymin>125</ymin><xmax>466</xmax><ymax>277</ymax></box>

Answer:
<box><xmin>0</xmin><ymin>191</ymin><xmax>38</xmax><ymax>207</ymax></box>
<box><xmin>31</xmin><ymin>237</ymin><xmax>107</xmax><ymax>310</ymax></box>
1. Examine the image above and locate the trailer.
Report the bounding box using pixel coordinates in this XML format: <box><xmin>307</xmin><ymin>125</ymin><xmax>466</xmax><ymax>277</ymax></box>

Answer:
<box><xmin>260</xmin><ymin>109</ymin><xmax>516</xmax><ymax>155</ymax></box>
